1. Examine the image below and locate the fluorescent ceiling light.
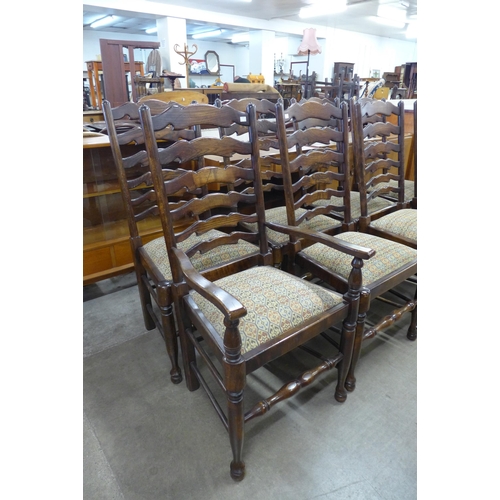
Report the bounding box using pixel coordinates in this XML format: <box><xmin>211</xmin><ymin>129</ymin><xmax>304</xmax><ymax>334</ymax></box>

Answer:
<box><xmin>369</xmin><ymin>16</ymin><xmax>406</xmax><ymax>29</ymax></box>
<box><xmin>231</xmin><ymin>32</ymin><xmax>250</xmax><ymax>43</ymax></box>
<box><xmin>90</xmin><ymin>15</ymin><xmax>117</xmax><ymax>29</ymax></box>
<box><xmin>406</xmin><ymin>22</ymin><xmax>417</xmax><ymax>39</ymax></box>
<box><xmin>299</xmin><ymin>0</ymin><xmax>346</xmax><ymax>19</ymax></box>
<box><xmin>377</xmin><ymin>5</ymin><xmax>407</xmax><ymax>23</ymax></box>
<box><xmin>192</xmin><ymin>29</ymin><xmax>223</xmax><ymax>39</ymax></box>
<box><xmin>145</xmin><ymin>27</ymin><xmax>157</xmax><ymax>34</ymax></box>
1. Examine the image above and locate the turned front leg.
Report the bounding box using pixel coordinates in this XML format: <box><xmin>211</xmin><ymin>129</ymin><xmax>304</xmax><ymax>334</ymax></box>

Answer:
<box><xmin>223</xmin><ymin>318</ymin><xmax>246</xmax><ymax>481</ymax></box>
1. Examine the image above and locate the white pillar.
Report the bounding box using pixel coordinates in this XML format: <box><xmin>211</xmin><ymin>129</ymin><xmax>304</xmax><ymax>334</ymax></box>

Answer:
<box><xmin>156</xmin><ymin>17</ymin><xmax>191</xmax><ymax>88</ymax></box>
<box><xmin>248</xmin><ymin>30</ymin><xmax>276</xmax><ymax>86</ymax></box>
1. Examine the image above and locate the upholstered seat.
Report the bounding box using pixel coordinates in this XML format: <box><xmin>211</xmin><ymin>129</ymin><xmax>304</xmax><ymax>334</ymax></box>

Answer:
<box><xmin>368</xmin><ymin>209</ymin><xmax>417</xmax><ymax>242</ymax></box>
<box><xmin>314</xmin><ymin>190</ymin><xmax>393</xmax><ymax>221</ymax></box>
<box><xmin>241</xmin><ymin>206</ymin><xmax>341</xmax><ymax>246</ymax></box>
<box><xmin>143</xmin><ymin>229</ymin><xmax>259</xmax><ymax>281</ymax></box>
<box><xmin>190</xmin><ymin>265</ymin><xmax>344</xmax><ymax>355</ymax></box>
<box><xmin>300</xmin><ymin>231</ymin><xmax>417</xmax><ymax>287</ymax></box>
<box><xmin>370</xmin><ymin>179</ymin><xmax>415</xmax><ymax>203</ymax></box>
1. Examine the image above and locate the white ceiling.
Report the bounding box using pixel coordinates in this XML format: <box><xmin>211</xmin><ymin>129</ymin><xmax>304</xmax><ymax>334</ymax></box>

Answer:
<box><xmin>83</xmin><ymin>0</ymin><xmax>417</xmax><ymax>43</ymax></box>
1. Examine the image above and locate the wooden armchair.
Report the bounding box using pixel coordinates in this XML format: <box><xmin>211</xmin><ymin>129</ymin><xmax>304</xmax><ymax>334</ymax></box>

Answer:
<box><xmin>351</xmin><ymin>98</ymin><xmax>416</xmax><ymax>249</ymax></box>
<box><xmin>271</xmin><ymin>99</ymin><xmax>417</xmax><ymax>392</ymax></box>
<box><xmin>102</xmin><ymin>99</ymin><xmax>261</xmax><ymax>384</ymax></box>
<box><xmin>139</xmin><ymin>100</ymin><xmax>376</xmax><ymax>480</ymax></box>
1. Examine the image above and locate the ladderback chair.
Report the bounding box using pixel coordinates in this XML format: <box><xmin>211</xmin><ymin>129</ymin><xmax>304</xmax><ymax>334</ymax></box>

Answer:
<box><xmin>240</xmin><ymin>99</ymin><xmax>352</xmax><ymax>269</ymax></box>
<box><xmin>351</xmin><ymin>98</ymin><xmax>417</xmax><ymax>249</ymax></box>
<box><xmin>216</xmin><ymin>97</ymin><xmax>279</xmax><ymax>140</ymax></box>
<box><xmin>270</xmin><ymin>98</ymin><xmax>418</xmax><ymax>393</ymax></box>
<box><xmin>286</xmin><ymin>98</ymin><xmax>393</xmax><ymax>224</ymax></box>
<box><xmin>103</xmin><ymin>99</ymin><xmax>198</xmax><ymax>384</ymax></box>
<box><xmin>139</xmin><ymin>100</ymin><xmax>376</xmax><ymax>481</ymax></box>
<box><xmin>103</xmin><ymin>99</ymin><xmax>261</xmax><ymax>385</ymax></box>
<box><xmin>358</xmin><ymin>97</ymin><xmax>416</xmax><ymax>206</ymax></box>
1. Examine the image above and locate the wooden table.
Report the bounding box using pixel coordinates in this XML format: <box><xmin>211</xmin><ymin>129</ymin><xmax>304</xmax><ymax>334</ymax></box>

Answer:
<box><xmin>86</xmin><ymin>60</ymin><xmax>144</xmax><ymax>110</ymax></box>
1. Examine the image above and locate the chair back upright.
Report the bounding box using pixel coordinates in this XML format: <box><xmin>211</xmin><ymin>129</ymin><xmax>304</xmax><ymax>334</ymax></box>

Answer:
<box><xmin>102</xmin><ymin>100</ymin><xmax>195</xmax><ymax>242</ymax></box>
<box><xmin>139</xmin><ymin>101</ymin><xmax>273</xmax><ymax>287</ymax></box>
<box><xmin>350</xmin><ymin>97</ymin><xmax>406</xmax><ymax>224</ymax></box>
<box><xmin>274</xmin><ymin>98</ymin><xmax>354</xmax><ymax>241</ymax></box>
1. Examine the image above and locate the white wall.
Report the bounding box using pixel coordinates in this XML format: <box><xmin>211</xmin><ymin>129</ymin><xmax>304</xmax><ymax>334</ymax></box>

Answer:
<box><xmin>83</xmin><ymin>26</ymin><xmax>416</xmax><ymax>86</ymax></box>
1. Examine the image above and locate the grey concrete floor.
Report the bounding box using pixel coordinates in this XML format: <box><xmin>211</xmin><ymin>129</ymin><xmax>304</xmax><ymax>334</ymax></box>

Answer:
<box><xmin>83</xmin><ymin>272</ymin><xmax>416</xmax><ymax>500</ymax></box>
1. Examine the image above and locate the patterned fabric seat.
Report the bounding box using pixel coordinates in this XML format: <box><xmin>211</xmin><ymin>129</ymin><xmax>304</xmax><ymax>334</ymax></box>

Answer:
<box><xmin>190</xmin><ymin>265</ymin><xmax>344</xmax><ymax>355</ymax></box>
<box><xmin>144</xmin><ymin>229</ymin><xmax>259</xmax><ymax>281</ymax></box>
<box><xmin>369</xmin><ymin>209</ymin><xmax>417</xmax><ymax>243</ymax></box>
<box><xmin>370</xmin><ymin>179</ymin><xmax>414</xmax><ymax>203</ymax></box>
<box><xmin>300</xmin><ymin>231</ymin><xmax>417</xmax><ymax>287</ymax></box>
<box><xmin>240</xmin><ymin>206</ymin><xmax>341</xmax><ymax>245</ymax></box>
<box><xmin>313</xmin><ymin>191</ymin><xmax>393</xmax><ymax>220</ymax></box>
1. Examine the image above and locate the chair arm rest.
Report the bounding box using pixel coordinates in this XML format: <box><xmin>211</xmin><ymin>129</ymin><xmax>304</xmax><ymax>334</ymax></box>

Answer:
<box><xmin>171</xmin><ymin>247</ymin><xmax>247</xmax><ymax>322</ymax></box>
<box><xmin>265</xmin><ymin>222</ymin><xmax>376</xmax><ymax>260</ymax></box>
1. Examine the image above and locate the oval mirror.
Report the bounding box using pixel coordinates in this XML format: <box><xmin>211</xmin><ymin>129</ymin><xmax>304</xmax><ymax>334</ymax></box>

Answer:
<box><xmin>205</xmin><ymin>51</ymin><xmax>220</xmax><ymax>75</ymax></box>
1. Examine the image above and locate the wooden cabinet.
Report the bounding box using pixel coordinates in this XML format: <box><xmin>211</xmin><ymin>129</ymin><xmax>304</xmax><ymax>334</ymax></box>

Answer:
<box><xmin>83</xmin><ymin>136</ymin><xmax>164</xmax><ymax>284</ymax></box>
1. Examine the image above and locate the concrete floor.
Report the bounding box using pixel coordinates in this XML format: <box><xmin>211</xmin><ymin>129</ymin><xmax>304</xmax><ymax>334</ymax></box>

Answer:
<box><xmin>83</xmin><ymin>272</ymin><xmax>416</xmax><ymax>500</ymax></box>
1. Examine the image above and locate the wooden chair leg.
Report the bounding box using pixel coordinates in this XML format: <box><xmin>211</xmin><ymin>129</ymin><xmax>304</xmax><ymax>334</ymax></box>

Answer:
<box><xmin>160</xmin><ymin>302</ymin><xmax>182</xmax><ymax>384</ymax></box>
<box><xmin>345</xmin><ymin>288</ymin><xmax>370</xmax><ymax>392</ymax></box>
<box><xmin>407</xmin><ymin>288</ymin><xmax>417</xmax><ymax>341</ymax></box>
<box><xmin>227</xmin><ymin>388</ymin><xmax>245</xmax><ymax>481</ymax></box>
<box><xmin>136</xmin><ymin>268</ymin><xmax>156</xmax><ymax>331</ymax></box>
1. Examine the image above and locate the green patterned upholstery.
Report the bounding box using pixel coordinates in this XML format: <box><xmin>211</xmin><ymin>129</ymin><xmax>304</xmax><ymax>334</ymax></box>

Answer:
<box><xmin>370</xmin><ymin>209</ymin><xmax>417</xmax><ymax>242</ymax></box>
<box><xmin>241</xmin><ymin>206</ymin><xmax>341</xmax><ymax>245</ymax></box>
<box><xmin>190</xmin><ymin>266</ymin><xmax>344</xmax><ymax>354</ymax></box>
<box><xmin>143</xmin><ymin>229</ymin><xmax>259</xmax><ymax>281</ymax></box>
<box><xmin>370</xmin><ymin>180</ymin><xmax>415</xmax><ymax>202</ymax></box>
<box><xmin>313</xmin><ymin>192</ymin><xmax>393</xmax><ymax>220</ymax></box>
<box><xmin>300</xmin><ymin>231</ymin><xmax>417</xmax><ymax>286</ymax></box>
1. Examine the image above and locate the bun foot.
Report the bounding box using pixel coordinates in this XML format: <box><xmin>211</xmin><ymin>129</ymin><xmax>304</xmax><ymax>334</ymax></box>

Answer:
<box><xmin>170</xmin><ymin>369</ymin><xmax>183</xmax><ymax>384</ymax></box>
<box><xmin>230</xmin><ymin>461</ymin><xmax>245</xmax><ymax>481</ymax></box>
<box><xmin>345</xmin><ymin>378</ymin><xmax>356</xmax><ymax>392</ymax></box>
<box><xmin>407</xmin><ymin>329</ymin><xmax>417</xmax><ymax>341</ymax></box>
<box><xmin>334</xmin><ymin>389</ymin><xmax>347</xmax><ymax>403</ymax></box>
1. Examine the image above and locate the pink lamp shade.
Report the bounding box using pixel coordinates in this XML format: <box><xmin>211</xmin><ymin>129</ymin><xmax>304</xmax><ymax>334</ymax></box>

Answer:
<box><xmin>297</xmin><ymin>28</ymin><xmax>322</xmax><ymax>55</ymax></box>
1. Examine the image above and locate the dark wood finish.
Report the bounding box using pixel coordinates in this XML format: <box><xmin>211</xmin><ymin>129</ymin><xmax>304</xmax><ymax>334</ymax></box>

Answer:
<box><xmin>102</xmin><ymin>99</ymin><xmax>195</xmax><ymax>385</ymax></box>
<box><xmin>412</xmin><ymin>100</ymin><xmax>417</xmax><ymax>208</ymax></box>
<box><xmin>351</xmin><ymin>97</ymin><xmax>417</xmax><ymax>248</ymax></box>
<box><xmin>99</xmin><ymin>39</ymin><xmax>160</xmax><ymax>107</ymax></box>
<box><xmin>86</xmin><ymin>60</ymin><xmax>145</xmax><ymax>110</ymax></box>
<box><xmin>271</xmin><ymin>98</ymin><xmax>417</xmax><ymax>391</ymax></box>
<box><xmin>139</xmin><ymin>100</ymin><xmax>375</xmax><ymax>481</ymax></box>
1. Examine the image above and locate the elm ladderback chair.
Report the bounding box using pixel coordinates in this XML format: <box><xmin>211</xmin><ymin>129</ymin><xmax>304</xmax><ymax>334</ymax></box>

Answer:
<box><xmin>139</xmin><ymin>100</ymin><xmax>376</xmax><ymax>481</ymax></box>
<box><xmin>358</xmin><ymin>97</ymin><xmax>416</xmax><ymax>207</ymax></box>
<box><xmin>103</xmin><ymin>99</ymin><xmax>195</xmax><ymax>384</ymax></box>
<box><xmin>103</xmin><ymin>99</ymin><xmax>260</xmax><ymax>385</ymax></box>
<box><xmin>271</xmin><ymin>98</ymin><xmax>418</xmax><ymax>392</ymax></box>
<box><xmin>243</xmin><ymin>99</ymin><xmax>352</xmax><ymax>269</ymax></box>
<box><xmin>216</xmin><ymin>97</ymin><xmax>280</xmax><ymax>141</ymax></box>
<box><xmin>287</xmin><ymin>98</ymin><xmax>393</xmax><ymax>225</ymax></box>
<box><xmin>351</xmin><ymin>97</ymin><xmax>417</xmax><ymax>249</ymax></box>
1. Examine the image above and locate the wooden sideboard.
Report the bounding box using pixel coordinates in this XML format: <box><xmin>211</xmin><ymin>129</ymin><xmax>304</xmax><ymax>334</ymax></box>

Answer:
<box><xmin>83</xmin><ymin>121</ymin><xmax>414</xmax><ymax>285</ymax></box>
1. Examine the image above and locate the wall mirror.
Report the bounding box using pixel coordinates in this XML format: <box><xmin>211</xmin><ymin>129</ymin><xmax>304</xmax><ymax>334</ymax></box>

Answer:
<box><xmin>205</xmin><ymin>51</ymin><xmax>220</xmax><ymax>75</ymax></box>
